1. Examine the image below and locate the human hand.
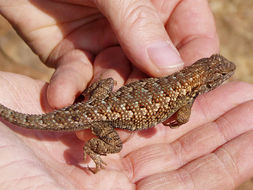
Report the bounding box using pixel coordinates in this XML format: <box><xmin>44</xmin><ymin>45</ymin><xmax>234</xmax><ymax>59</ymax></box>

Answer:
<box><xmin>0</xmin><ymin>0</ymin><xmax>218</xmax><ymax>108</ymax></box>
<box><xmin>1</xmin><ymin>71</ymin><xmax>253</xmax><ymax>189</ymax></box>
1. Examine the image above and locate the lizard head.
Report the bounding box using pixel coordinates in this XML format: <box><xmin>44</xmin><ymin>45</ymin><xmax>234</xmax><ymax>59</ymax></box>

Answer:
<box><xmin>204</xmin><ymin>54</ymin><xmax>236</xmax><ymax>91</ymax></box>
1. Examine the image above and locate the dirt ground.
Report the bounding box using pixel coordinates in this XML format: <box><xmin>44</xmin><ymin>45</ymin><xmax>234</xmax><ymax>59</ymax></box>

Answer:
<box><xmin>0</xmin><ymin>1</ymin><xmax>252</xmax><ymax>189</ymax></box>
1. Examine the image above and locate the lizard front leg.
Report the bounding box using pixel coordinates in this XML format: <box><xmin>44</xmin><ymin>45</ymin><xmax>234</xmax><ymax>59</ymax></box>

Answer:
<box><xmin>81</xmin><ymin>78</ymin><xmax>116</xmax><ymax>101</ymax></box>
<box><xmin>163</xmin><ymin>101</ymin><xmax>193</xmax><ymax>128</ymax></box>
<box><xmin>83</xmin><ymin>122</ymin><xmax>122</xmax><ymax>173</ymax></box>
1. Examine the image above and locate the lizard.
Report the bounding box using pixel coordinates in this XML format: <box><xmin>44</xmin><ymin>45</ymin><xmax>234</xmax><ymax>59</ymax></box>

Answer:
<box><xmin>0</xmin><ymin>54</ymin><xmax>236</xmax><ymax>173</ymax></box>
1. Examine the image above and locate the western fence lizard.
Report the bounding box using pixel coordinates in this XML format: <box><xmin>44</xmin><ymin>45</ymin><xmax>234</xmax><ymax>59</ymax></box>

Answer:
<box><xmin>0</xmin><ymin>54</ymin><xmax>236</xmax><ymax>173</ymax></box>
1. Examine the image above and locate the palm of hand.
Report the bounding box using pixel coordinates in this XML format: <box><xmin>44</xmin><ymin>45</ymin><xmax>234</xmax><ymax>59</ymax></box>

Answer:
<box><xmin>1</xmin><ymin>72</ymin><xmax>253</xmax><ymax>190</ymax></box>
<box><xmin>1</xmin><ymin>1</ymin><xmax>251</xmax><ymax>189</ymax></box>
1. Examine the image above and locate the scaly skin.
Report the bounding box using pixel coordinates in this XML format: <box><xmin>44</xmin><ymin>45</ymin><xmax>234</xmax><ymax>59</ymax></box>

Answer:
<box><xmin>0</xmin><ymin>54</ymin><xmax>236</xmax><ymax>173</ymax></box>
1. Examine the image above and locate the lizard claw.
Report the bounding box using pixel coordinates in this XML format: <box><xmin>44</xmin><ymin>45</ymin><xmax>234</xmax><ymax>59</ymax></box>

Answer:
<box><xmin>88</xmin><ymin>158</ymin><xmax>107</xmax><ymax>174</ymax></box>
<box><xmin>84</xmin><ymin>150</ymin><xmax>107</xmax><ymax>173</ymax></box>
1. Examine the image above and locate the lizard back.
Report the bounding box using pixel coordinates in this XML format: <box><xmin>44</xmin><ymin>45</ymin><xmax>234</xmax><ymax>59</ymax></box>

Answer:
<box><xmin>0</xmin><ymin>54</ymin><xmax>235</xmax><ymax>131</ymax></box>
<box><xmin>88</xmin><ymin>54</ymin><xmax>236</xmax><ymax>131</ymax></box>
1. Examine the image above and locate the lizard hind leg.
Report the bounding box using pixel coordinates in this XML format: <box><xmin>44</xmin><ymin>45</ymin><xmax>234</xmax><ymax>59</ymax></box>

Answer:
<box><xmin>83</xmin><ymin>122</ymin><xmax>122</xmax><ymax>173</ymax></box>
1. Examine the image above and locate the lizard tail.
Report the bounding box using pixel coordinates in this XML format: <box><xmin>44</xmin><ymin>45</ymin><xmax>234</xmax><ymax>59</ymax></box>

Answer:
<box><xmin>0</xmin><ymin>104</ymin><xmax>82</xmax><ymax>131</ymax></box>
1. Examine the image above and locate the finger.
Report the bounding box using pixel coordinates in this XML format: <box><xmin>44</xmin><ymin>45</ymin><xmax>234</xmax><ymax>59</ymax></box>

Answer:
<box><xmin>94</xmin><ymin>0</ymin><xmax>184</xmax><ymax>76</ymax></box>
<box><xmin>47</xmin><ymin>49</ymin><xmax>93</xmax><ymax>108</ymax></box>
<box><xmin>92</xmin><ymin>46</ymin><xmax>132</xmax><ymax>89</ymax></box>
<box><xmin>127</xmin><ymin>99</ymin><xmax>253</xmax><ymax>182</ymax></box>
<box><xmin>0</xmin><ymin>1</ymin><xmax>98</xmax><ymax>61</ymax></box>
<box><xmin>121</xmin><ymin>82</ymin><xmax>253</xmax><ymax>156</ymax></box>
<box><xmin>0</xmin><ymin>71</ymin><xmax>48</xmax><ymax>113</ymax></box>
<box><xmin>166</xmin><ymin>0</ymin><xmax>219</xmax><ymax>63</ymax></box>
<box><xmin>126</xmin><ymin>67</ymin><xmax>149</xmax><ymax>83</ymax></box>
<box><xmin>137</xmin><ymin>131</ymin><xmax>253</xmax><ymax>190</ymax></box>
<box><xmin>45</xmin><ymin>19</ymin><xmax>118</xmax><ymax>108</ymax></box>
<box><xmin>75</xmin><ymin>47</ymin><xmax>132</xmax><ymax>141</ymax></box>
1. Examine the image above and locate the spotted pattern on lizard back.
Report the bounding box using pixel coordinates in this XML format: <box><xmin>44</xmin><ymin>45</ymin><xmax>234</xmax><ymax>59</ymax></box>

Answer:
<box><xmin>0</xmin><ymin>54</ymin><xmax>236</xmax><ymax>173</ymax></box>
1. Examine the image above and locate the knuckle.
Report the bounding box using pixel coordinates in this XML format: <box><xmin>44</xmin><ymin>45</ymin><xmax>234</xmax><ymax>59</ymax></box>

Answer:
<box><xmin>125</xmin><ymin>3</ymin><xmax>158</xmax><ymax>27</ymax></box>
<box><xmin>119</xmin><ymin>2</ymin><xmax>160</xmax><ymax>38</ymax></box>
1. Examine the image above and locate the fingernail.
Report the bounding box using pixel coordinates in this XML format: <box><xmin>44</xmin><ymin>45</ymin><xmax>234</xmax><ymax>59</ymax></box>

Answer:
<box><xmin>147</xmin><ymin>41</ymin><xmax>184</xmax><ymax>69</ymax></box>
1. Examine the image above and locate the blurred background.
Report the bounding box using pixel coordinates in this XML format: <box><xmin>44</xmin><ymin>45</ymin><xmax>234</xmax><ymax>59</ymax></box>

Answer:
<box><xmin>0</xmin><ymin>0</ymin><xmax>252</xmax><ymax>189</ymax></box>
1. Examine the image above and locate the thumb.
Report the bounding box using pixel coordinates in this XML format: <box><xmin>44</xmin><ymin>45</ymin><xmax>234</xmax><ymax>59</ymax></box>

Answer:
<box><xmin>94</xmin><ymin>0</ymin><xmax>183</xmax><ymax>76</ymax></box>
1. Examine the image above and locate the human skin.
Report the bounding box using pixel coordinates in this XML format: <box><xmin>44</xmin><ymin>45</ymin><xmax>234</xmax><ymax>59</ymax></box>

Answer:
<box><xmin>2</xmin><ymin>0</ymin><xmax>252</xmax><ymax>189</ymax></box>
<box><xmin>1</xmin><ymin>72</ymin><xmax>253</xmax><ymax>189</ymax></box>
<box><xmin>0</xmin><ymin>0</ymin><xmax>218</xmax><ymax>108</ymax></box>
